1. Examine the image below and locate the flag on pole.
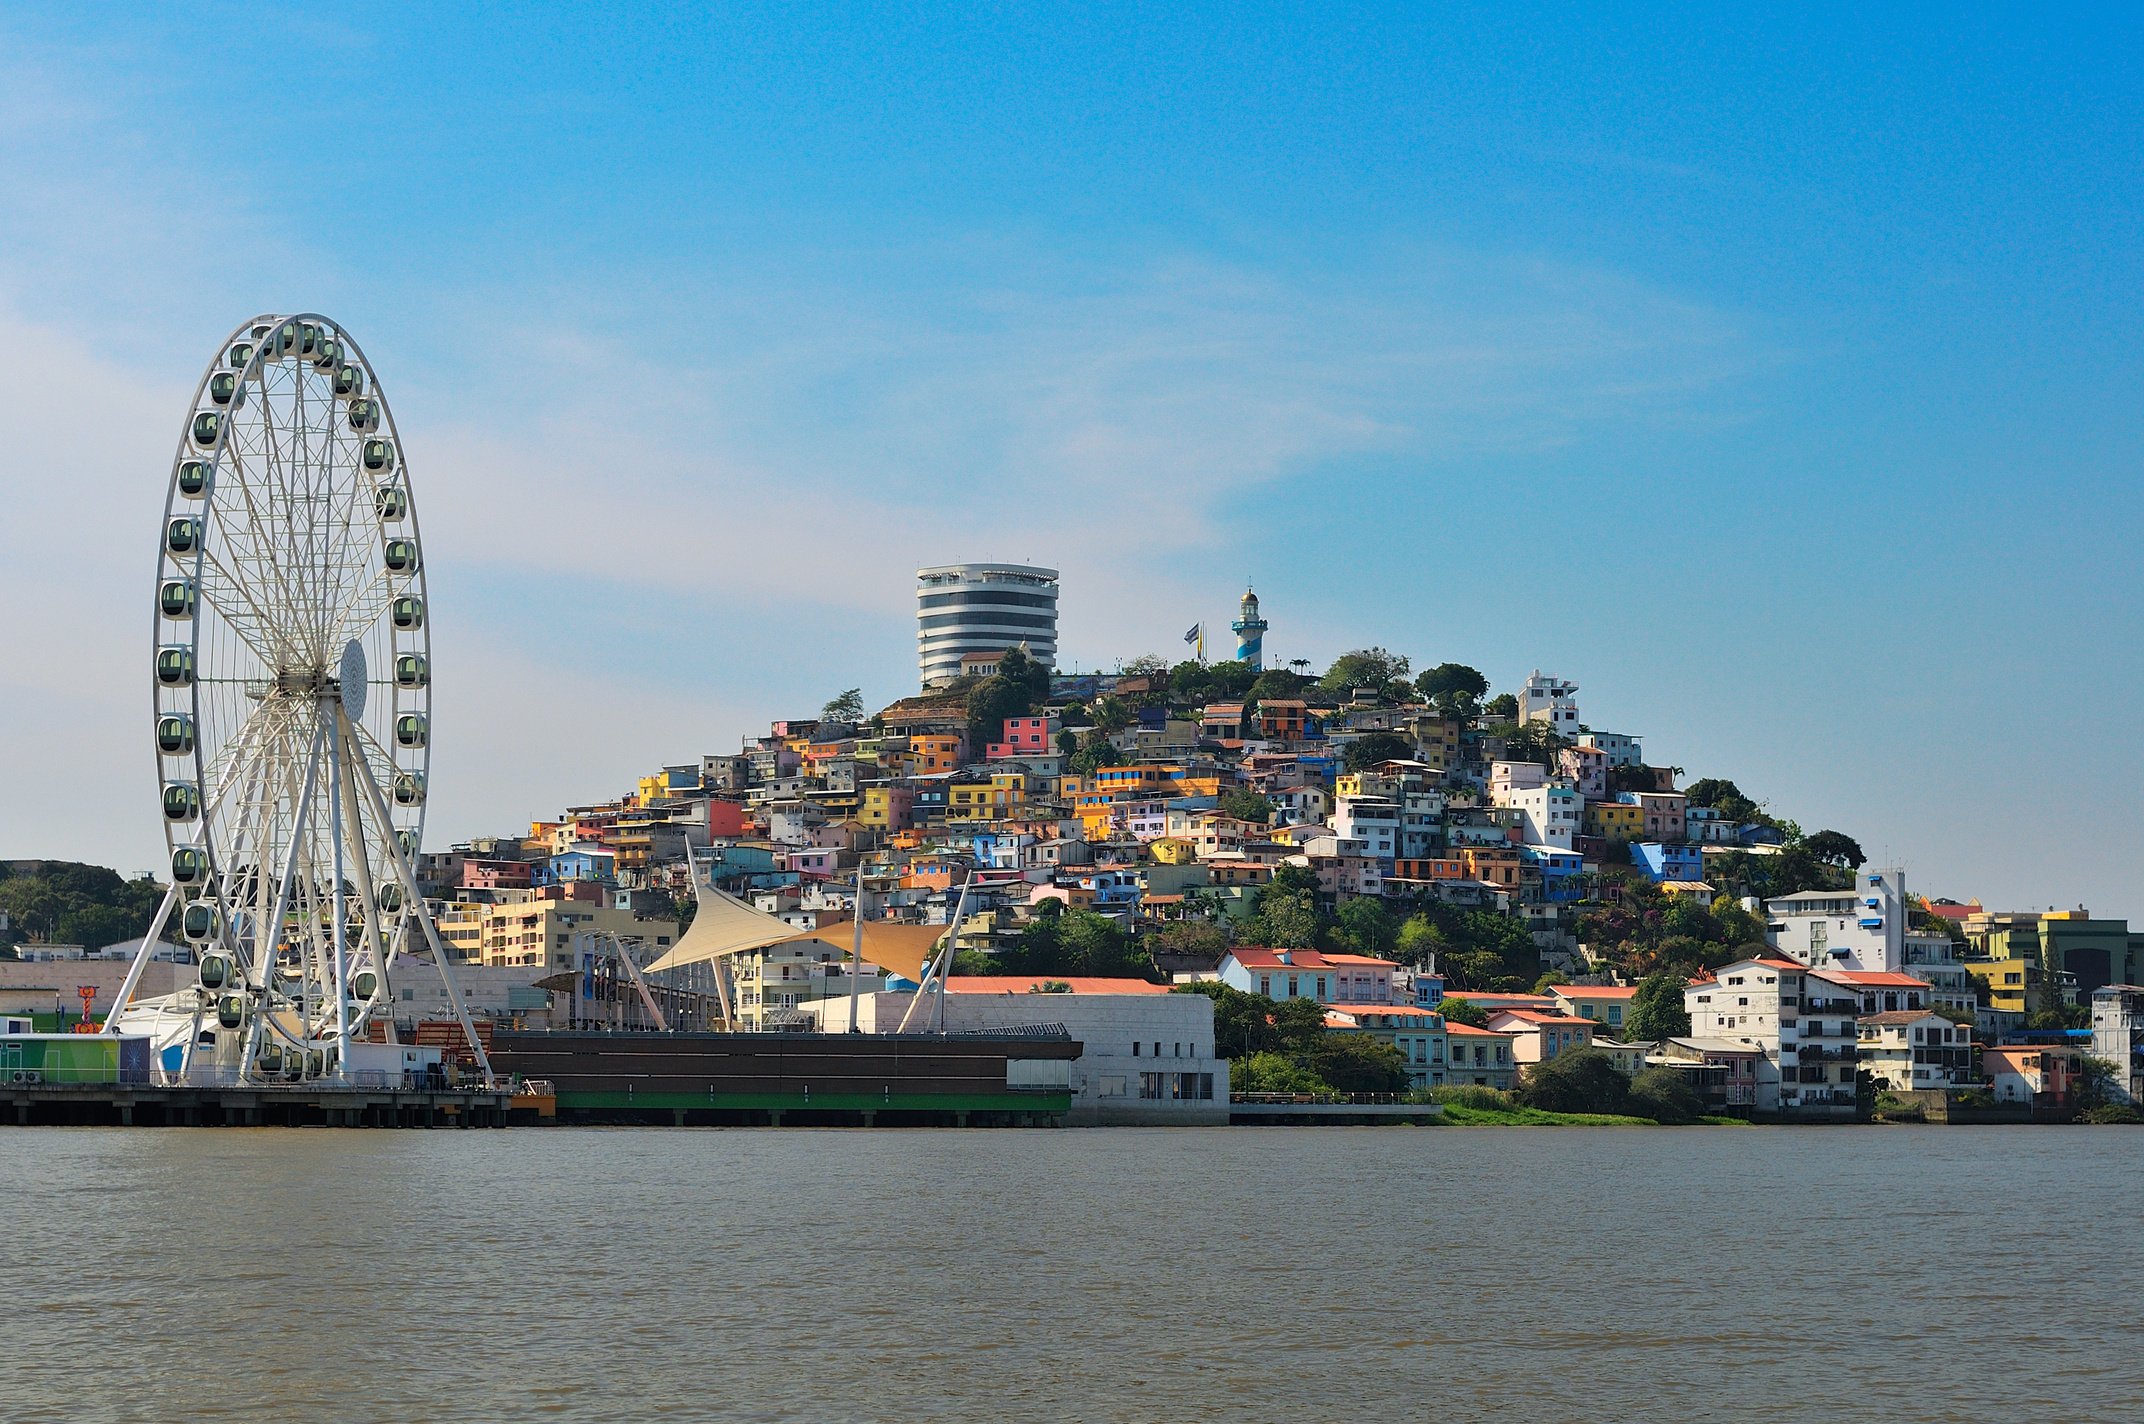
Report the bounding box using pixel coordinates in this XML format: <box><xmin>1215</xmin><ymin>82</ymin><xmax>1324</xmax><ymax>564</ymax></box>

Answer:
<box><xmin>1183</xmin><ymin>623</ymin><xmax>1200</xmax><ymax>644</ymax></box>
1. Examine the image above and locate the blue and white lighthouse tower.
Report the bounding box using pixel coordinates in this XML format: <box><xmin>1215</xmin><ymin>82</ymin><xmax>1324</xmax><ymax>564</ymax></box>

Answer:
<box><xmin>1231</xmin><ymin>587</ymin><xmax>1269</xmax><ymax>670</ymax></box>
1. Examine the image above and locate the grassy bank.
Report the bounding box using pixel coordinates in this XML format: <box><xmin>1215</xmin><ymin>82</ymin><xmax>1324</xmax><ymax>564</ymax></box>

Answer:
<box><xmin>1435</xmin><ymin>1104</ymin><xmax>1749</xmax><ymax>1126</ymax></box>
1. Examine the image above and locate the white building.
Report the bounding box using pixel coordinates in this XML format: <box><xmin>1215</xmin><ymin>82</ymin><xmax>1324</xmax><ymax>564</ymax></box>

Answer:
<box><xmin>1683</xmin><ymin>957</ymin><xmax>1858</xmax><ymax>1117</ymax></box>
<box><xmin>1488</xmin><ymin>760</ymin><xmax>1549</xmax><ymax>799</ymax></box>
<box><xmin>1332</xmin><ymin>794</ymin><xmax>1401</xmax><ymax>860</ymax></box>
<box><xmin>1764</xmin><ymin>868</ymin><xmax>1910</xmax><ymax>972</ymax></box>
<box><xmin>1576</xmin><ymin>730</ymin><xmax>1644</xmax><ymax>768</ymax></box>
<box><xmin>1857</xmin><ymin>1010</ymin><xmax>1973</xmax><ymax>1092</ymax></box>
<box><xmin>1270</xmin><ymin>785</ymin><xmax>1332</xmax><ymax>825</ymax></box>
<box><xmin>1503</xmin><ymin>782</ymin><xmax>1580</xmax><ymax>850</ymax></box>
<box><xmin>1901</xmin><ymin>933</ymin><xmax>1978</xmax><ymax>1012</ymax></box>
<box><xmin>2090</xmin><ymin>985</ymin><xmax>2144</xmax><ymax>1104</ymax></box>
<box><xmin>1516</xmin><ymin>671</ymin><xmax>1580</xmax><ymax>736</ymax></box>
<box><xmin>1399</xmin><ymin>789</ymin><xmax>1445</xmax><ymax>859</ymax></box>
<box><xmin>915</xmin><ymin>562</ymin><xmax>1060</xmax><ymax>688</ymax></box>
<box><xmin>801</xmin><ymin>981</ymin><xmax>1228</xmax><ymax>1125</ymax></box>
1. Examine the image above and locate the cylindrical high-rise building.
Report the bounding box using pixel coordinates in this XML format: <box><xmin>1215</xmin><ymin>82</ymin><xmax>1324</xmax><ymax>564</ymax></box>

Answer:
<box><xmin>916</xmin><ymin>563</ymin><xmax>1060</xmax><ymax>688</ymax></box>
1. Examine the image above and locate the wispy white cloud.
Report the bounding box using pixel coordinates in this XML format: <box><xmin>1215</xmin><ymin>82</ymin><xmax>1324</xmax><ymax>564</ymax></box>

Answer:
<box><xmin>0</xmin><ymin>33</ymin><xmax>1763</xmax><ymax>867</ymax></box>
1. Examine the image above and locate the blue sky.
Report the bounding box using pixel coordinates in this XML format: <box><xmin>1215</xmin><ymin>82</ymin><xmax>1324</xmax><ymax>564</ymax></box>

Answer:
<box><xmin>1</xmin><ymin>6</ymin><xmax>2139</xmax><ymax>917</ymax></box>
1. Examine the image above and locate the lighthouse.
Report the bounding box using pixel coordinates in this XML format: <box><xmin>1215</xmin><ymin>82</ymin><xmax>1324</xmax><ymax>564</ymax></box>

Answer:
<box><xmin>1232</xmin><ymin>587</ymin><xmax>1270</xmax><ymax>670</ymax></box>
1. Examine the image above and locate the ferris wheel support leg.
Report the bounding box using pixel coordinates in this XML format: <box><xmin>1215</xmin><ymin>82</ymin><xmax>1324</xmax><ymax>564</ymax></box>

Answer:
<box><xmin>327</xmin><ymin>709</ymin><xmax>352</xmax><ymax>1079</ymax></box>
<box><xmin>347</xmin><ymin>748</ymin><xmax>496</xmax><ymax>1084</ymax></box>
<box><xmin>242</xmin><ymin>715</ymin><xmax>328</xmax><ymax>1077</ymax></box>
<box><xmin>102</xmin><ymin>883</ymin><xmax>180</xmax><ymax>1032</ymax></box>
<box><xmin>332</xmin><ymin>709</ymin><xmax>395</xmax><ymax>1056</ymax></box>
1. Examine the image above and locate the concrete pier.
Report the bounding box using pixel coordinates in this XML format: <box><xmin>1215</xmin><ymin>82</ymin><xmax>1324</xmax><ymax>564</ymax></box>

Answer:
<box><xmin>1</xmin><ymin>1083</ymin><xmax>512</xmax><ymax>1128</ymax></box>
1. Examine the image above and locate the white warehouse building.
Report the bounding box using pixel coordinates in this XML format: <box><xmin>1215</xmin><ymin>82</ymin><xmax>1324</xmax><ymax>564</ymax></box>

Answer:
<box><xmin>800</xmin><ymin>980</ymin><xmax>1228</xmax><ymax>1125</ymax></box>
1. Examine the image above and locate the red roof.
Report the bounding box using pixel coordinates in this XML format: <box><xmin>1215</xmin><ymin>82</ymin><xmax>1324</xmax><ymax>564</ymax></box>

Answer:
<box><xmin>1226</xmin><ymin>947</ymin><xmax>1398</xmax><ymax>972</ymax></box>
<box><xmin>1445</xmin><ymin>1022</ymin><xmax>1512</xmax><ymax>1038</ymax></box>
<box><xmin>1550</xmin><ymin>985</ymin><xmax>1639</xmax><ymax>1000</ymax></box>
<box><xmin>1828</xmin><ymin>971</ymin><xmax>1933</xmax><ymax>988</ymax></box>
<box><xmin>1490</xmin><ymin>1009</ymin><xmax>1596</xmax><ymax>1028</ymax></box>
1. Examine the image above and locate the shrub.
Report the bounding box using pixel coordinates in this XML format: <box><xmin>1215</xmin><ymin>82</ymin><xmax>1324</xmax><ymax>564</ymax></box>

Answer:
<box><xmin>1234</xmin><ymin>1052</ymin><xmax>1328</xmax><ymax>1095</ymax></box>
<box><xmin>2081</xmin><ymin>1105</ymin><xmax>2143</xmax><ymax>1125</ymax></box>
<box><xmin>1428</xmin><ymin>1084</ymin><xmax>1515</xmax><ymax>1111</ymax></box>
<box><xmin>1518</xmin><ymin>1048</ymin><xmax>1632</xmax><ymax>1115</ymax></box>
<box><xmin>1628</xmin><ymin>1065</ymin><xmax>1704</xmax><ymax>1123</ymax></box>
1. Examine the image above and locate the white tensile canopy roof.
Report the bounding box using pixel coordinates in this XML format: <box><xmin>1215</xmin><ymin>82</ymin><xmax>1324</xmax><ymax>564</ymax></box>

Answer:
<box><xmin>645</xmin><ymin>862</ymin><xmax>950</xmax><ymax>984</ymax></box>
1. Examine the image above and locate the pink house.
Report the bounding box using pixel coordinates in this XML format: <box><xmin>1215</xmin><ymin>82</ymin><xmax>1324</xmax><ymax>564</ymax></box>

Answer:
<box><xmin>1556</xmin><ymin>745</ymin><xmax>1608</xmax><ymax>799</ymax></box>
<box><xmin>783</xmin><ymin>846</ymin><xmax>842</xmax><ymax>879</ymax></box>
<box><xmin>988</xmin><ymin>714</ymin><xmax>1060</xmax><ymax>760</ymax></box>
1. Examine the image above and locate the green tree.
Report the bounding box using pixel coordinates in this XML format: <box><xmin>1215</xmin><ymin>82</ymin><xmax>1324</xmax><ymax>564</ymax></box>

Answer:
<box><xmin>1218</xmin><ymin>789</ymin><xmax>1274</xmax><ymax>824</ymax></box>
<box><xmin>1118</xmin><ymin>654</ymin><xmax>1169</xmax><ymax>678</ymax></box>
<box><xmin>1331</xmin><ymin>897</ymin><xmax>1398</xmax><ymax>959</ymax></box>
<box><xmin>1626</xmin><ymin>972</ymin><xmax>1694</xmax><ymax>1040</ymax></box>
<box><xmin>1270</xmin><ymin>994</ymin><xmax>1334</xmax><ymax>1052</ymax></box>
<box><xmin>1518</xmin><ymin>1048</ymin><xmax>1633</xmax><ymax>1115</ymax></box>
<box><xmin>1090</xmin><ymin>695</ymin><xmax>1132</xmax><ymax>734</ymax></box>
<box><xmin>1438</xmin><ymin>996</ymin><xmax>1489</xmax><ymax>1027</ymax></box>
<box><xmin>1628</xmin><ymin>1065</ymin><xmax>1704</xmax><ymax>1123</ymax></box>
<box><xmin>1246</xmin><ymin>669</ymin><xmax>1310</xmax><ymax>702</ymax></box>
<box><xmin>1059</xmin><ymin>909</ymin><xmax>1150</xmax><ymax>978</ymax></box>
<box><xmin>1149</xmin><ymin>920</ymin><xmax>1229</xmax><ymax>960</ymax></box>
<box><xmin>1682</xmin><ymin>778</ymin><xmax>1766</xmax><ymax>822</ymax></box>
<box><xmin>1483</xmin><ymin>693</ymin><xmax>1518</xmax><ymax>719</ymax></box>
<box><xmin>966</xmin><ymin>649</ymin><xmax>1051</xmax><ymax>751</ymax></box>
<box><xmin>1342</xmin><ymin>731</ymin><xmax>1415</xmax><ymax>771</ymax></box>
<box><xmin>1241</xmin><ymin>863</ymin><xmax>1324</xmax><ymax>949</ymax></box>
<box><xmin>1235</xmin><ymin>1051</ymin><xmax>1329</xmax><ymax>1094</ymax></box>
<box><xmin>821</xmin><ymin>688</ymin><xmax>866</xmax><ymax>724</ymax></box>
<box><xmin>1173</xmin><ymin>982</ymin><xmax>1282</xmax><ymax>1057</ymax></box>
<box><xmin>1394</xmin><ymin>914</ymin><xmax>1448</xmax><ymax>968</ymax></box>
<box><xmin>1307</xmin><ymin>1034</ymin><xmax>1410</xmax><ymax>1093</ymax></box>
<box><xmin>1067</xmin><ymin>731</ymin><xmax>1122</xmax><ymax>778</ymax></box>
<box><xmin>1414</xmin><ymin>663</ymin><xmax>1488</xmax><ymax>708</ymax></box>
<box><xmin>1319</xmin><ymin>648</ymin><xmax>1411</xmax><ymax>697</ymax></box>
<box><xmin>1802</xmin><ymin>830</ymin><xmax>1867</xmax><ymax>869</ymax></box>
<box><xmin>2073</xmin><ymin>1057</ymin><xmax>2121</xmax><ymax>1113</ymax></box>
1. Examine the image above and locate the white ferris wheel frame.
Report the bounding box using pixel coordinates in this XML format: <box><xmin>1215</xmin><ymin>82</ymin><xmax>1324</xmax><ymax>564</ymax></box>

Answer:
<box><xmin>107</xmin><ymin>313</ymin><xmax>492</xmax><ymax>1084</ymax></box>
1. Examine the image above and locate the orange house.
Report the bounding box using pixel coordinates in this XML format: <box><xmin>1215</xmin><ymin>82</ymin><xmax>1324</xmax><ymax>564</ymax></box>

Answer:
<box><xmin>911</xmin><ymin>734</ymin><xmax>967</xmax><ymax>774</ymax></box>
<box><xmin>1461</xmin><ymin>847</ymin><xmax>1521</xmax><ymax>889</ymax></box>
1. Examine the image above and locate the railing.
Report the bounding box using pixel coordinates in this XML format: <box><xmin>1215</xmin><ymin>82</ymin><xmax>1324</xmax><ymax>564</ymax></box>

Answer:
<box><xmin>1231</xmin><ymin>1091</ymin><xmax>1425</xmax><ymax>1105</ymax></box>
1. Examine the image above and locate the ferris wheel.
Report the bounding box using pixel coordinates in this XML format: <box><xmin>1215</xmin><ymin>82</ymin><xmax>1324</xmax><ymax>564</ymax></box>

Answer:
<box><xmin>109</xmin><ymin>314</ymin><xmax>489</xmax><ymax>1085</ymax></box>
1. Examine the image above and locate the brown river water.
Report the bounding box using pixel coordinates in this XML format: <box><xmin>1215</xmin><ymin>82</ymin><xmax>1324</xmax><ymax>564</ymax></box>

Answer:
<box><xmin>2</xmin><ymin>1124</ymin><xmax>2139</xmax><ymax>1422</ymax></box>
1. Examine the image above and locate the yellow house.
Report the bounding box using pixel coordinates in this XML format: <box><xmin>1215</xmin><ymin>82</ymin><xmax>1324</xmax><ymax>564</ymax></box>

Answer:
<box><xmin>949</xmin><ymin>772</ymin><xmax>1028</xmax><ymax>823</ymax></box>
<box><xmin>1585</xmin><ymin>801</ymin><xmax>1645</xmax><ymax>842</ymax></box>
<box><xmin>859</xmin><ymin>785</ymin><xmax>915</xmax><ymax>830</ymax></box>
<box><xmin>1966</xmin><ymin>957</ymin><xmax>2036</xmax><ymax>1014</ymax></box>
<box><xmin>1091</xmin><ymin>765</ymin><xmax>1169</xmax><ymax>799</ymax></box>
<box><xmin>1171</xmin><ymin>774</ymin><xmax>1224</xmax><ymax>799</ymax></box>
<box><xmin>436</xmin><ymin>899</ymin><xmax>678</xmax><ymax>970</ymax></box>
<box><xmin>1150</xmin><ymin>837</ymin><xmax>1198</xmax><ymax>865</ymax></box>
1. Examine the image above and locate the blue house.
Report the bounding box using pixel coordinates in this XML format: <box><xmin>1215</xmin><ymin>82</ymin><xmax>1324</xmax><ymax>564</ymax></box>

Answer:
<box><xmin>1522</xmin><ymin>845</ymin><xmax>1586</xmax><ymax>902</ymax></box>
<box><xmin>535</xmin><ymin>849</ymin><xmax>618</xmax><ymax>887</ymax></box>
<box><xmin>1631</xmin><ymin>842</ymin><xmax>1704</xmax><ymax>883</ymax></box>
